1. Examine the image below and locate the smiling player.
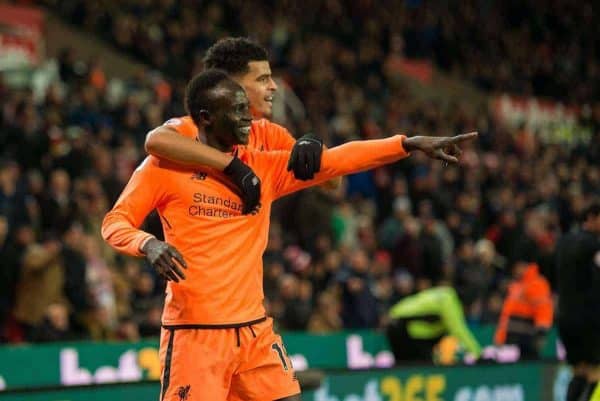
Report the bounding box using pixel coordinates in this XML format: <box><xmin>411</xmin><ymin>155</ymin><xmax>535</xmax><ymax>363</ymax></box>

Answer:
<box><xmin>102</xmin><ymin>69</ymin><xmax>477</xmax><ymax>401</ymax></box>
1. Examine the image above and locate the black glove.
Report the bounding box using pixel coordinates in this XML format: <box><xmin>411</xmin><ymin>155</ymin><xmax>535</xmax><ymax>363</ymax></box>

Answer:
<box><xmin>287</xmin><ymin>134</ymin><xmax>323</xmax><ymax>180</ymax></box>
<box><xmin>224</xmin><ymin>156</ymin><xmax>261</xmax><ymax>214</ymax></box>
<box><xmin>142</xmin><ymin>238</ymin><xmax>187</xmax><ymax>282</ymax></box>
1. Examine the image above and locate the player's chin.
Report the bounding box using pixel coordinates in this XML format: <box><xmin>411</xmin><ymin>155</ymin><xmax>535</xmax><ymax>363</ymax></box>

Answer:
<box><xmin>260</xmin><ymin>103</ymin><xmax>273</xmax><ymax>118</ymax></box>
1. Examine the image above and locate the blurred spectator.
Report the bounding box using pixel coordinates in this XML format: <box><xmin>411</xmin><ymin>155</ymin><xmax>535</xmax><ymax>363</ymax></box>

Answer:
<box><xmin>61</xmin><ymin>221</ymin><xmax>93</xmax><ymax>333</ymax></box>
<box><xmin>32</xmin><ymin>303</ymin><xmax>75</xmax><ymax>342</ymax></box>
<box><xmin>0</xmin><ymin>215</ymin><xmax>14</xmax><ymax>339</ymax></box>
<box><xmin>82</xmin><ymin>235</ymin><xmax>117</xmax><ymax>334</ymax></box>
<box><xmin>0</xmin><ymin>159</ymin><xmax>26</xmax><ymax>228</ymax></box>
<box><xmin>308</xmin><ymin>291</ymin><xmax>343</xmax><ymax>333</ymax></box>
<box><xmin>138</xmin><ymin>302</ymin><xmax>162</xmax><ymax>338</ymax></box>
<box><xmin>377</xmin><ymin>195</ymin><xmax>412</xmax><ymax>251</ymax></box>
<box><xmin>339</xmin><ymin>248</ymin><xmax>378</xmax><ymax>329</ymax></box>
<box><xmin>455</xmin><ymin>239</ymin><xmax>504</xmax><ymax>321</ymax></box>
<box><xmin>386</xmin><ymin>287</ymin><xmax>481</xmax><ymax>363</ymax></box>
<box><xmin>116</xmin><ymin>317</ymin><xmax>140</xmax><ymax>342</ymax></box>
<box><xmin>40</xmin><ymin>169</ymin><xmax>77</xmax><ymax>235</ymax></box>
<box><xmin>276</xmin><ymin>275</ymin><xmax>313</xmax><ymax>331</ymax></box>
<box><xmin>418</xmin><ymin>207</ymin><xmax>445</xmax><ymax>283</ymax></box>
<box><xmin>13</xmin><ymin>228</ymin><xmax>65</xmax><ymax>341</ymax></box>
<box><xmin>392</xmin><ymin>216</ymin><xmax>422</xmax><ymax>276</ymax></box>
<box><xmin>494</xmin><ymin>253</ymin><xmax>554</xmax><ymax>359</ymax></box>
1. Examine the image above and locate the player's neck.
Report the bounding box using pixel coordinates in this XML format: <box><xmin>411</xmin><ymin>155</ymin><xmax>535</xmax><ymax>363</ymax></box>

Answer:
<box><xmin>202</xmin><ymin>131</ymin><xmax>234</xmax><ymax>153</ymax></box>
<box><xmin>251</xmin><ymin>107</ymin><xmax>268</xmax><ymax>120</ymax></box>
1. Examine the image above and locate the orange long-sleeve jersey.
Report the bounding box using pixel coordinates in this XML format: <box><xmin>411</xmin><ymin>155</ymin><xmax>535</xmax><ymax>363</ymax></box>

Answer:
<box><xmin>102</xmin><ymin>132</ymin><xmax>409</xmax><ymax>326</ymax></box>
<box><xmin>494</xmin><ymin>263</ymin><xmax>554</xmax><ymax>344</ymax></box>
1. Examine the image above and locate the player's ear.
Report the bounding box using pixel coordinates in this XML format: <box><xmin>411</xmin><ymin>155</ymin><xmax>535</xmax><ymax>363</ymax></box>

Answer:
<box><xmin>199</xmin><ymin>109</ymin><xmax>212</xmax><ymax>125</ymax></box>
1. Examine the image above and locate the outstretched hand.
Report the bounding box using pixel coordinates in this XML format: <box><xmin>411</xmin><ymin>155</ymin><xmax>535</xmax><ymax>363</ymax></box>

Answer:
<box><xmin>142</xmin><ymin>238</ymin><xmax>187</xmax><ymax>282</ymax></box>
<box><xmin>402</xmin><ymin>132</ymin><xmax>478</xmax><ymax>164</ymax></box>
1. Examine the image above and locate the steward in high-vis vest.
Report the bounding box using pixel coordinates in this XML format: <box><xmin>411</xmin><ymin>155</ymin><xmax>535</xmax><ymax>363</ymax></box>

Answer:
<box><xmin>494</xmin><ymin>255</ymin><xmax>553</xmax><ymax>359</ymax></box>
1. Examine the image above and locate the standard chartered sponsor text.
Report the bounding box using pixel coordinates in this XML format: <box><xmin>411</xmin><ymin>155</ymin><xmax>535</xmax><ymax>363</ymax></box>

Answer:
<box><xmin>189</xmin><ymin>192</ymin><xmax>243</xmax><ymax>217</ymax></box>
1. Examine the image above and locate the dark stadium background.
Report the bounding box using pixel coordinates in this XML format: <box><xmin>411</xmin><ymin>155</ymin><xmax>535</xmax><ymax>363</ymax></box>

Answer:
<box><xmin>0</xmin><ymin>0</ymin><xmax>598</xmax><ymax>400</ymax></box>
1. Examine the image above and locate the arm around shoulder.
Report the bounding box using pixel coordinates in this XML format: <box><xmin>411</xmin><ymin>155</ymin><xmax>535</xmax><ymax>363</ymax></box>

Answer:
<box><xmin>145</xmin><ymin>126</ymin><xmax>233</xmax><ymax>170</ymax></box>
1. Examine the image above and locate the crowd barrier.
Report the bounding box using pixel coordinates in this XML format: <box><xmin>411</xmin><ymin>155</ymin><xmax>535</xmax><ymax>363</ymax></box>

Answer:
<box><xmin>0</xmin><ymin>327</ymin><xmax>568</xmax><ymax>400</ymax></box>
<box><xmin>0</xmin><ymin>363</ymin><xmax>570</xmax><ymax>401</ymax></box>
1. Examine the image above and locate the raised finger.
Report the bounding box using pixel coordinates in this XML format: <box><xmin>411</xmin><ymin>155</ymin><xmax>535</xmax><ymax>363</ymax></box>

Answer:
<box><xmin>448</xmin><ymin>132</ymin><xmax>478</xmax><ymax>144</ymax></box>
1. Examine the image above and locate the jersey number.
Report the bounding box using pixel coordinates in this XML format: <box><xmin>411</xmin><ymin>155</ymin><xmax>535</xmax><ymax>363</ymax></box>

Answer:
<box><xmin>271</xmin><ymin>343</ymin><xmax>289</xmax><ymax>371</ymax></box>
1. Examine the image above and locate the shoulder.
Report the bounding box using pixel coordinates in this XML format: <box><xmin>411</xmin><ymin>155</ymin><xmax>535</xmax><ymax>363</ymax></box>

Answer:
<box><xmin>134</xmin><ymin>156</ymin><xmax>160</xmax><ymax>173</ymax></box>
<box><xmin>251</xmin><ymin>119</ymin><xmax>290</xmax><ymax>137</ymax></box>
<box><xmin>163</xmin><ymin>116</ymin><xmax>198</xmax><ymax>139</ymax></box>
<box><xmin>163</xmin><ymin>116</ymin><xmax>193</xmax><ymax>129</ymax></box>
<box><xmin>528</xmin><ymin>275</ymin><xmax>550</xmax><ymax>292</ymax></box>
<box><xmin>237</xmin><ymin>146</ymin><xmax>263</xmax><ymax>166</ymax></box>
<box><xmin>135</xmin><ymin>156</ymin><xmax>180</xmax><ymax>173</ymax></box>
<box><xmin>250</xmin><ymin>119</ymin><xmax>294</xmax><ymax>151</ymax></box>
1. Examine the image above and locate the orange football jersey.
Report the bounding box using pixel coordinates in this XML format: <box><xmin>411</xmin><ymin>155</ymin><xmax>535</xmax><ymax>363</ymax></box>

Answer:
<box><xmin>102</xmin><ymin>134</ymin><xmax>409</xmax><ymax>325</ymax></box>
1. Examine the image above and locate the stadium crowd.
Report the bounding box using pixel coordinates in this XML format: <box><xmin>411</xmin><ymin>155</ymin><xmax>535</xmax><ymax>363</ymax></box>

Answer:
<box><xmin>44</xmin><ymin>0</ymin><xmax>599</xmax><ymax>105</ymax></box>
<box><xmin>0</xmin><ymin>0</ymin><xmax>599</xmax><ymax>344</ymax></box>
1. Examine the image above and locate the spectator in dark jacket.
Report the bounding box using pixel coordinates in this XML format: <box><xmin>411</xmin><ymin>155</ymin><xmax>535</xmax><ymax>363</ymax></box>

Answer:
<box><xmin>340</xmin><ymin>248</ymin><xmax>379</xmax><ymax>329</ymax></box>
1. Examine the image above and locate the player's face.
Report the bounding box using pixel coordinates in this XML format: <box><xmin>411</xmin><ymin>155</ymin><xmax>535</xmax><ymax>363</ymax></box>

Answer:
<box><xmin>235</xmin><ymin>61</ymin><xmax>277</xmax><ymax>119</ymax></box>
<box><xmin>211</xmin><ymin>86</ymin><xmax>252</xmax><ymax>147</ymax></box>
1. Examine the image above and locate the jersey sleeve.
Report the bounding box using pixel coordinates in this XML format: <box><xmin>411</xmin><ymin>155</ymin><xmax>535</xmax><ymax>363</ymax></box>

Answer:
<box><xmin>259</xmin><ymin>120</ymin><xmax>296</xmax><ymax>151</ymax></box>
<box><xmin>162</xmin><ymin>116</ymin><xmax>198</xmax><ymax>139</ymax></box>
<box><xmin>254</xmin><ymin>135</ymin><xmax>410</xmax><ymax>200</ymax></box>
<box><xmin>270</xmin><ymin>123</ymin><xmax>296</xmax><ymax>151</ymax></box>
<box><xmin>101</xmin><ymin>157</ymin><xmax>165</xmax><ymax>256</ymax></box>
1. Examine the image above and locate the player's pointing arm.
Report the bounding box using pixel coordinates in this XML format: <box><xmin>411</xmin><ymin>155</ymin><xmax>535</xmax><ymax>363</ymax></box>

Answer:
<box><xmin>271</xmin><ymin>132</ymin><xmax>478</xmax><ymax>198</ymax></box>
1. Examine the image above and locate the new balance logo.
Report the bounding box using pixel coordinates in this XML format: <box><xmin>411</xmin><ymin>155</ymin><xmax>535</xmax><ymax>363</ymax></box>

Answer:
<box><xmin>177</xmin><ymin>385</ymin><xmax>191</xmax><ymax>401</ymax></box>
<box><xmin>191</xmin><ymin>172</ymin><xmax>207</xmax><ymax>181</ymax></box>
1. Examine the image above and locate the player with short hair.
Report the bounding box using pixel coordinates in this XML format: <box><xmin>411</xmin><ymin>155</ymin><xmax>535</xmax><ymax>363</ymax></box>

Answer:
<box><xmin>145</xmin><ymin>37</ymin><xmax>326</xmax><ymax>215</ymax></box>
<box><xmin>102</xmin><ymin>69</ymin><xmax>476</xmax><ymax>401</ymax></box>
